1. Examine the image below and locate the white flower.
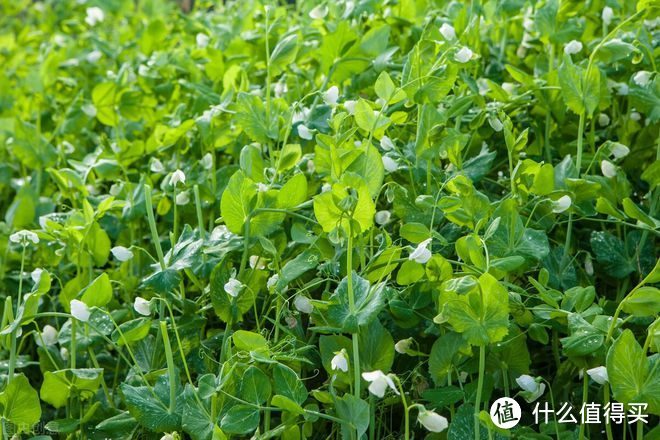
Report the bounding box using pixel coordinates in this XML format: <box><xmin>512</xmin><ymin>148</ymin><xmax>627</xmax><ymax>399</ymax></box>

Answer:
<box><xmin>175</xmin><ymin>191</ymin><xmax>189</xmax><ymax>205</ymax></box>
<box><xmin>418</xmin><ymin>410</ymin><xmax>448</xmax><ymax>433</ymax></box>
<box><xmin>134</xmin><ymin>297</ymin><xmax>151</xmax><ymax>316</ymax></box>
<box><xmin>60</xmin><ymin>347</ymin><xmax>69</xmax><ymax>361</ymax></box>
<box><xmin>257</xmin><ymin>183</ymin><xmax>269</xmax><ymax>193</ymax></box>
<box><xmin>564</xmin><ymin>40</ymin><xmax>583</xmax><ymax>55</ymax></box>
<box><xmin>70</xmin><ymin>300</ymin><xmax>90</xmax><ymax>322</ymax></box>
<box><xmin>309</xmin><ymin>4</ymin><xmax>328</xmax><ymax>19</ymax></box>
<box><xmin>39</xmin><ymin>325</ymin><xmax>58</xmax><ymax>347</ymax></box>
<box><xmin>488</xmin><ymin>117</ymin><xmax>503</xmax><ymax>132</ymax></box>
<box><xmin>586</xmin><ymin>366</ymin><xmax>608</xmax><ymax>385</ymax></box>
<box><xmin>111</xmin><ymin>246</ymin><xmax>134</xmax><ymax>262</ymax></box>
<box><xmin>306</xmin><ymin>160</ymin><xmax>315</xmax><ymax>174</ymax></box>
<box><xmin>382</xmin><ymin>156</ymin><xmax>398</xmax><ymax>173</ymax></box>
<box><xmin>331</xmin><ymin>349</ymin><xmax>349</xmax><ymax>372</ymax></box>
<box><xmin>293</xmin><ymin>295</ymin><xmax>313</xmax><ymax>314</ymax></box>
<box><xmin>31</xmin><ymin>268</ymin><xmax>43</xmax><ymax>284</ymax></box>
<box><xmin>86</xmin><ymin>50</ymin><xmax>102</xmax><ymax>63</ymax></box>
<box><xmin>598</xmin><ymin>113</ymin><xmax>610</xmax><ymax>127</ymax></box>
<box><xmin>633</xmin><ymin>71</ymin><xmax>652</xmax><ymax>87</ymax></box>
<box><xmin>375</xmin><ymin>210</ymin><xmax>391</xmax><ymax>225</ymax></box>
<box><xmin>501</xmin><ymin>82</ymin><xmax>516</xmax><ymax>94</ymax></box>
<box><xmin>85</xmin><ymin>7</ymin><xmax>105</xmax><ymax>26</ymax></box>
<box><xmin>267</xmin><ymin>274</ymin><xmax>279</xmax><ymax>291</ymax></box>
<box><xmin>249</xmin><ymin>255</ymin><xmax>266</xmax><ymax>270</ymax></box>
<box><xmin>600</xmin><ymin>160</ymin><xmax>617</xmax><ymax>178</ymax></box>
<box><xmin>515</xmin><ymin>374</ymin><xmax>546</xmax><ymax>402</ymax></box>
<box><xmin>224</xmin><ymin>278</ymin><xmax>243</xmax><ymax>297</ymax></box>
<box><xmin>150</xmin><ymin>158</ymin><xmax>165</xmax><ymax>173</ymax></box>
<box><xmin>297</xmin><ymin>124</ymin><xmax>313</xmax><ymax>140</ymax></box>
<box><xmin>615</xmin><ymin>82</ymin><xmax>629</xmax><ymax>95</ymax></box>
<box><xmin>439</xmin><ymin>23</ymin><xmax>455</xmax><ymax>40</ymax></box>
<box><xmin>552</xmin><ymin>195</ymin><xmax>572</xmax><ymax>213</ymax></box>
<box><xmin>160</xmin><ymin>434</ymin><xmax>175</xmax><ymax>440</ymax></box>
<box><xmin>380</xmin><ymin>135</ymin><xmax>395</xmax><ymax>151</ymax></box>
<box><xmin>523</xmin><ymin>17</ymin><xmax>534</xmax><ymax>32</ymax></box>
<box><xmin>609</xmin><ymin>142</ymin><xmax>630</xmax><ymax>159</ymax></box>
<box><xmin>454</xmin><ymin>46</ymin><xmax>473</xmax><ymax>63</ymax></box>
<box><xmin>630</xmin><ymin>111</ymin><xmax>641</xmax><ymax>122</ymax></box>
<box><xmin>171</xmin><ymin>169</ymin><xmax>186</xmax><ymax>186</ymax></box>
<box><xmin>394</xmin><ymin>338</ymin><xmax>412</xmax><ymax>354</ymax></box>
<box><xmin>343</xmin><ymin>100</ymin><xmax>357</xmax><ymax>115</ymax></box>
<box><xmin>323</xmin><ymin>86</ymin><xmax>339</xmax><ymax>106</ymax></box>
<box><xmin>602</xmin><ymin>6</ymin><xmax>614</xmax><ymax>26</ymax></box>
<box><xmin>321</xmin><ymin>183</ymin><xmax>332</xmax><ymax>193</ymax></box>
<box><xmin>201</xmin><ymin>153</ymin><xmax>213</xmax><ymax>170</ymax></box>
<box><xmin>9</xmin><ymin>230</ymin><xmax>39</xmax><ymax>245</ymax></box>
<box><xmin>409</xmin><ymin>238</ymin><xmax>432</xmax><ymax>264</ymax></box>
<box><xmin>585</xmin><ymin>255</ymin><xmax>594</xmax><ymax>276</ymax></box>
<box><xmin>274</xmin><ymin>82</ymin><xmax>288</xmax><ymax>98</ymax></box>
<box><xmin>196</xmin><ymin>33</ymin><xmax>209</xmax><ymax>49</ymax></box>
<box><xmin>362</xmin><ymin>370</ymin><xmax>399</xmax><ymax>398</ymax></box>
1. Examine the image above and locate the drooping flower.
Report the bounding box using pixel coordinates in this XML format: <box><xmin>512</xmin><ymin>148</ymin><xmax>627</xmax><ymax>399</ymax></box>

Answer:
<box><xmin>9</xmin><ymin>230</ymin><xmax>39</xmax><ymax>245</ymax></box>
<box><xmin>224</xmin><ymin>278</ymin><xmax>244</xmax><ymax>297</ymax></box>
<box><xmin>409</xmin><ymin>238</ymin><xmax>432</xmax><ymax>264</ymax></box>
<box><xmin>609</xmin><ymin>142</ymin><xmax>630</xmax><ymax>159</ymax></box>
<box><xmin>515</xmin><ymin>374</ymin><xmax>546</xmax><ymax>402</ymax></box>
<box><xmin>375</xmin><ymin>210</ymin><xmax>391</xmax><ymax>225</ymax></box>
<box><xmin>294</xmin><ymin>295</ymin><xmax>313</xmax><ymax>314</ymax></box>
<box><xmin>439</xmin><ymin>23</ymin><xmax>456</xmax><ymax>40</ymax></box>
<box><xmin>175</xmin><ymin>191</ymin><xmax>190</xmax><ymax>205</ymax></box>
<box><xmin>586</xmin><ymin>366</ymin><xmax>608</xmax><ymax>385</ymax></box>
<box><xmin>85</xmin><ymin>7</ymin><xmax>105</xmax><ymax>26</ymax></box>
<box><xmin>630</xmin><ymin>111</ymin><xmax>641</xmax><ymax>122</ymax></box>
<box><xmin>602</xmin><ymin>7</ymin><xmax>614</xmax><ymax>26</ymax></box>
<box><xmin>86</xmin><ymin>50</ymin><xmax>102</xmax><ymax>63</ymax></box>
<box><xmin>309</xmin><ymin>4</ymin><xmax>328</xmax><ymax>19</ymax></box>
<box><xmin>600</xmin><ymin>160</ymin><xmax>617</xmax><ymax>178</ymax></box>
<box><xmin>343</xmin><ymin>100</ymin><xmax>357</xmax><ymax>115</ymax></box>
<box><xmin>134</xmin><ymin>297</ymin><xmax>152</xmax><ymax>316</ymax></box>
<box><xmin>39</xmin><ymin>325</ymin><xmax>58</xmax><ymax>347</ymax></box>
<box><xmin>394</xmin><ymin>338</ymin><xmax>413</xmax><ymax>354</ymax></box>
<box><xmin>382</xmin><ymin>156</ymin><xmax>398</xmax><ymax>173</ymax></box>
<box><xmin>380</xmin><ymin>135</ymin><xmax>395</xmax><ymax>151</ymax></box>
<box><xmin>454</xmin><ymin>46</ymin><xmax>473</xmax><ymax>63</ymax></box>
<box><xmin>564</xmin><ymin>40</ymin><xmax>583</xmax><ymax>55</ymax></box>
<box><xmin>111</xmin><ymin>246</ymin><xmax>134</xmax><ymax>262</ymax></box>
<box><xmin>150</xmin><ymin>158</ymin><xmax>165</xmax><ymax>173</ymax></box>
<box><xmin>31</xmin><ymin>268</ymin><xmax>43</xmax><ymax>284</ymax></box>
<box><xmin>585</xmin><ymin>254</ymin><xmax>594</xmax><ymax>276</ymax></box>
<box><xmin>267</xmin><ymin>274</ymin><xmax>279</xmax><ymax>292</ymax></box>
<box><xmin>331</xmin><ymin>349</ymin><xmax>349</xmax><ymax>372</ymax></box>
<box><xmin>323</xmin><ymin>86</ymin><xmax>339</xmax><ymax>106</ymax></box>
<box><xmin>551</xmin><ymin>195</ymin><xmax>572</xmax><ymax>213</ymax></box>
<box><xmin>171</xmin><ymin>169</ymin><xmax>186</xmax><ymax>186</ymax></box>
<box><xmin>633</xmin><ymin>71</ymin><xmax>652</xmax><ymax>87</ymax></box>
<box><xmin>598</xmin><ymin>113</ymin><xmax>610</xmax><ymax>127</ymax></box>
<box><xmin>249</xmin><ymin>255</ymin><xmax>266</xmax><ymax>270</ymax></box>
<box><xmin>196</xmin><ymin>33</ymin><xmax>209</xmax><ymax>49</ymax></box>
<box><xmin>362</xmin><ymin>370</ymin><xmax>399</xmax><ymax>398</ymax></box>
<box><xmin>418</xmin><ymin>409</ymin><xmax>449</xmax><ymax>433</ymax></box>
<box><xmin>70</xmin><ymin>300</ymin><xmax>91</xmax><ymax>322</ymax></box>
<box><xmin>488</xmin><ymin>117</ymin><xmax>503</xmax><ymax>132</ymax></box>
<box><xmin>297</xmin><ymin>124</ymin><xmax>313</xmax><ymax>140</ymax></box>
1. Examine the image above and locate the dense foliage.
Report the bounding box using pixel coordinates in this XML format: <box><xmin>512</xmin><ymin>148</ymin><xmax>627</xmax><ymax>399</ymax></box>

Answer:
<box><xmin>0</xmin><ymin>0</ymin><xmax>658</xmax><ymax>439</ymax></box>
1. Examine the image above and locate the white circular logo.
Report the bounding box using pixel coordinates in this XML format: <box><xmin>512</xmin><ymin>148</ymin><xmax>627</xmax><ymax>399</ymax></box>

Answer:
<box><xmin>489</xmin><ymin>397</ymin><xmax>521</xmax><ymax>429</ymax></box>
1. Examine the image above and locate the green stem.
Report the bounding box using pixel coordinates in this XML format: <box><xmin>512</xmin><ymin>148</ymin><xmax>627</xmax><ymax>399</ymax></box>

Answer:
<box><xmin>71</xmin><ymin>318</ymin><xmax>77</xmax><ymax>370</ymax></box>
<box><xmin>346</xmin><ymin>229</ymin><xmax>360</xmax><ymax>399</ymax></box>
<box><xmin>575</xmin><ymin>112</ymin><xmax>586</xmax><ymax>176</ymax></box>
<box><xmin>637</xmin><ymin>420</ymin><xmax>644</xmax><ymax>440</ymax></box>
<box><xmin>604</xmin><ymin>385</ymin><xmax>614</xmax><ymax>440</ymax></box>
<box><xmin>159</xmin><ymin>321</ymin><xmax>177</xmax><ymax>413</ymax></box>
<box><xmin>578</xmin><ymin>371</ymin><xmax>588</xmax><ymax>440</ymax></box>
<box><xmin>144</xmin><ymin>185</ymin><xmax>166</xmax><ymax>270</ymax></box>
<box><xmin>172</xmin><ymin>186</ymin><xmax>179</xmax><ymax>245</ymax></box>
<box><xmin>475</xmin><ymin>344</ymin><xmax>486</xmax><ymax>440</ymax></box>
<box><xmin>394</xmin><ymin>377</ymin><xmax>409</xmax><ymax>440</ymax></box>
<box><xmin>193</xmin><ymin>185</ymin><xmax>205</xmax><ymax>240</ymax></box>
<box><xmin>8</xmin><ymin>246</ymin><xmax>27</xmax><ymax>382</ymax></box>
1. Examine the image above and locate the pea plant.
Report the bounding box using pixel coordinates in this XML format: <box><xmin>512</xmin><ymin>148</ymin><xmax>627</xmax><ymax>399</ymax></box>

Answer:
<box><xmin>0</xmin><ymin>0</ymin><xmax>658</xmax><ymax>439</ymax></box>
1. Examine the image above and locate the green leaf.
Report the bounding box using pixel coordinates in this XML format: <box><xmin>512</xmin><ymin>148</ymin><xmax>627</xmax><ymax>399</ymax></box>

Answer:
<box><xmin>81</xmin><ymin>273</ymin><xmax>113</xmax><ymax>308</ymax></box>
<box><xmin>240</xmin><ymin>366</ymin><xmax>271</xmax><ymax>405</ymax></box>
<box><xmin>327</xmin><ymin>272</ymin><xmax>386</xmax><ymax>333</ymax></box>
<box><xmin>269</xmin><ymin>34</ymin><xmax>299</xmax><ymax>76</ymax></box>
<box><xmin>429</xmin><ymin>332</ymin><xmax>469</xmax><ymax>386</ymax></box>
<box><xmin>590</xmin><ymin>231</ymin><xmax>635</xmax><ymax>279</ymax></box>
<box><xmin>558</xmin><ymin>55</ymin><xmax>600</xmax><ymax>116</ymax></box>
<box><xmin>0</xmin><ymin>374</ymin><xmax>41</xmax><ymax>432</ymax></box>
<box><xmin>358</xmin><ymin>320</ymin><xmax>394</xmax><ymax>373</ymax></box>
<box><xmin>272</xmin><ymin>364</ymin><xmax>307</xmax><ymax>405</ymax></box>
<box><xmin>607</xmin><ymin>330</ymin><xmax>648</xmax><ymax>407</ymax></box>
<box><xmin>220</xmin><ymin>404</ymin><xmax>259</xmax><ymax>435</ymax></box>
<box><xmin>374</xmin><ymin>71</ymin><xmax>406</xmax><ymax>104</ymax></box>
<box><xmin>438</xmin><ymin>273</ymin><xmax>510</xmax><ymax>346</ymax></box>
<box><xmin>353</xmin><ymin>99</ymin><xmax>390</xmax><ymax>137</ymax></box>
<box><xmin>235</xmin><ymin>92</ymin><xmax>276</xmax><ymax>144</ymax></box>
<box><xmin>41</xmin><ymin>369</ymin><xmax>103</xmax><ymax>409</ymax></box>
<box><xmin>335</xmin><ymin>394</ymin><xmax>369</xmax><ymax>439</ymax></box>
<box><xmin>233</xmin><ymin>330</ymin><xmax>268</xmax><ymax>353</ymax></box>
<box><xmin>220</xmin><ymin>170</ymin><xmax>257</xmax><ymax>234</ymax></box>
<box><xmin>277</xmin><ymin>173</ymin><xmax>307</xmax><ymax>209</ymax></box>
<box><xmin>121</xmin><ymin>374</ymin><xmax>181</xmax><ymax>432</ymax></box>
<box><xmin>92</xmin><ymin>82</ymin><xmax>119</xmax><ymax>126</ymax></box>
<box><xmin>271</xmin><ymin>395</ymin><xmax>304</xmax><ymax>416</ymax></box>
<box><xmin>277</xmin><ymin>144</ymin><xmax>302</xmax><ymax>172</ymax></box>
<box><xmin>621</xmin><ymin>287</ymin><xmax>660</xmax><ymax>317</ymax></box>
